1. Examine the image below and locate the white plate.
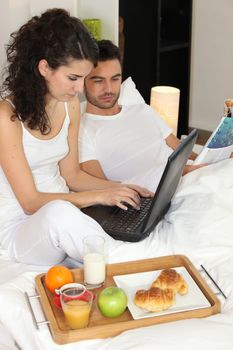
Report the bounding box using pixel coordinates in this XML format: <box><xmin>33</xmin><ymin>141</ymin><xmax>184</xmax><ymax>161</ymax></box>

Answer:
<box><xmin>113</xmin><ymin>267</ymin><xmax>211</xmax><ymax>320</ymax></box>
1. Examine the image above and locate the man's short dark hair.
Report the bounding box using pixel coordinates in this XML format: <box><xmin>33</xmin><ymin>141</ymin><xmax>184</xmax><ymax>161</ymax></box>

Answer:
<box><xmin>97</xmin><ymin>40</ymin><xmax>121</xmax><ymax>62</ymax></box>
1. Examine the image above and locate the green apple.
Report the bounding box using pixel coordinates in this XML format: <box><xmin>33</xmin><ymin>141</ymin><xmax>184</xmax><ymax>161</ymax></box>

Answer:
<box><xmin>97</xmin><ymin>286</ymin><xmax>128</xmax><ymax>318</ymax></box>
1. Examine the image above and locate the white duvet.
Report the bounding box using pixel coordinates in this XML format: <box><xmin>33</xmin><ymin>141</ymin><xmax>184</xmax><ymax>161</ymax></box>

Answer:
<box><xmin>0</xmin><ymin>159</ymin><xmax>233</xmax><ymax>350</ymax></box>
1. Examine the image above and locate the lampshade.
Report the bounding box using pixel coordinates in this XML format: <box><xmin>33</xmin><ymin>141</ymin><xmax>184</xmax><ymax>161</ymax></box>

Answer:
<box><xmin>150</xmin><ymin>86</ymin><xmax>180</xmax><ymax>136</ymax></box>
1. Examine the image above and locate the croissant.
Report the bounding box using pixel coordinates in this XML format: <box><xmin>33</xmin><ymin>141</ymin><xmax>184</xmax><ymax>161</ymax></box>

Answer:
<box><xmin>151</xmin><ymin>268</ymin><xmax>188</xmax><ymax>295</ymax></box>
<box><xmin>134</xmin><ymin>287</ymin><xmax>175</xmax><ymax>312</ymax></box>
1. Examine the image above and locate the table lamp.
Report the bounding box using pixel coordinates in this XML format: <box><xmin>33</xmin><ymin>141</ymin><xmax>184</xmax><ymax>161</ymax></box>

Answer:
<box><xmin>150</xmin><ymin>86</ymin><xmax>180</xmax><ymax>136</ymax></box>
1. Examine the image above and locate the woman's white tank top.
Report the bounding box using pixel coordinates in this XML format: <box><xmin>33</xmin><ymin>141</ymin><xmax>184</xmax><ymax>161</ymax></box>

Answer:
<box><xmin>0</xmin><ymin>101</ymin><xmax>70</xmax><ymax>238</ymax></box>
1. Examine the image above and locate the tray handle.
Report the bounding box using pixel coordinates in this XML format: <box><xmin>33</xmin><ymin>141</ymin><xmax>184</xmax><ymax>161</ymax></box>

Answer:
<box><xmin>25</xmin><ymin>292</ymin><xmax>50</xmax><ymax>329</ymax></box>
<box><xmin>199</xmin><ymin>265</ymin><xmax>227</xmax><ymax>299</ymax></box>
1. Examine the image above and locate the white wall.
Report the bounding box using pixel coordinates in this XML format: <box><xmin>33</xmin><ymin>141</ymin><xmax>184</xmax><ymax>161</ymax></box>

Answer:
<box><xmin>30</xmin><ymin>0</ymin><xmax>119</xmax><ymax>43</ymax></box>
<box><xmin>78</xmin><ymin>0</ymin><xmax>118</xmax><ymax>44</ymax></box>
<box><xmin>189</xmin><ymin>0</ymin><xmax>233</xmax><ymax>131</ymax></box>
<box><xmin>0</xmin><ymin>0</ymin><xmax>30</xmax><ymax>74</ymax></box>
<box><xmin>30</xmin><ymin>0</ymin><xmax>78</xmax><ymax>16</ymax></box>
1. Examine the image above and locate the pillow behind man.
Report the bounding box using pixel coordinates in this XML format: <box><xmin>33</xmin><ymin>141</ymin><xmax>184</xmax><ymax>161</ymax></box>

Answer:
<box><xmin>118</xmin><ymin>76</ymin><xmax>145</xmax><ymax>105</ymax></box>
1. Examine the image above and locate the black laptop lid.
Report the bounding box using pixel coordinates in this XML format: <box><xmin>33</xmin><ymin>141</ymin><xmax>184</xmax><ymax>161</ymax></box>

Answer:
<box><xmin>141</xmin><ymin>129</ymin><xmax>197</xmax><ymax>233</ymax></box>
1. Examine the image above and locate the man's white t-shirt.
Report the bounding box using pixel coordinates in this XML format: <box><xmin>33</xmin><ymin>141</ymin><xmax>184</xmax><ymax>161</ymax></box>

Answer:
<box><xmin>79</xmin><ymin>104</ymin><xmax>173</xmax><ymax>191</ymax></box>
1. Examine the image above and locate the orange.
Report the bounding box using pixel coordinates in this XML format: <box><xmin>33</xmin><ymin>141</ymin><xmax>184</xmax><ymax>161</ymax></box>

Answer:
<box><xmin>45</xmin><ymin>265</ymin><xmax>74</xmax><ymax>294</ymax></box>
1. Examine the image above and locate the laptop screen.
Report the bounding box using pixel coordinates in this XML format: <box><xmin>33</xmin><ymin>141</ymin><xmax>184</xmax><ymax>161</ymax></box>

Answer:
<box><xmin>142</xmin><ymin>129</ymin><xmax>197</xmax><ymax>233</ymax></box>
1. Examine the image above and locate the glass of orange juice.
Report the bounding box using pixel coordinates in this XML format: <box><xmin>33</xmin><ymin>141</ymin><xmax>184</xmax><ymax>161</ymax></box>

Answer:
<box><xmin>60</xmin><ymin>283</ymin><xmax>93</xmax><ymax>329</ymax></box>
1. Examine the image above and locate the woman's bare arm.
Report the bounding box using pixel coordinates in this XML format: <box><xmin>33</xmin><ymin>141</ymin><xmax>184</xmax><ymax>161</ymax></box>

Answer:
<box><xmin>0</xmin><ymin>100</ymin><xmax>151</xmax><ymax>214</ymax></box>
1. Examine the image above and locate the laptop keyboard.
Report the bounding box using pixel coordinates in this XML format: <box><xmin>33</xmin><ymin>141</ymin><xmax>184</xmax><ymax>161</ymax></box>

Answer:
<box><xmin>102</xmin><ymin>197</ymin><xmax>153</xmax><ymax>234</ymax></box>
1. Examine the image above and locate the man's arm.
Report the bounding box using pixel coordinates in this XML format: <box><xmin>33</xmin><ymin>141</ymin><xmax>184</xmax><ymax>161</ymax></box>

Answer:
<box><xmin>80</xmin><ymin>133</ymin><xmax>201</xmax><ymax>180</ymax></box>
<box><xmin>80</xmin><ymin>160</ymin><xmax>107</xmax><ymax>179</ymax></box>
<box><xmin>165</xmin><ymin>133</ymin><xmax>198</xmax><ymax>160</ymax></box>
<box><xmin>165</xmin><ymin>133</ymin><xmax>207</xmax><ymax>174</ymax></box>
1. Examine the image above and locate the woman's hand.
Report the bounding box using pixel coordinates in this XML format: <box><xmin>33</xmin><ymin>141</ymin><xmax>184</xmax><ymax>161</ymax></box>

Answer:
<box><xmin>123</xmin><ymin>184</ymin><xmax>154</xmax><ymax>198</ymax></box>
<box><xmin>95</xmin><ymin>184</ymin><xmax>153</xmax><ymax>211</ymax></box>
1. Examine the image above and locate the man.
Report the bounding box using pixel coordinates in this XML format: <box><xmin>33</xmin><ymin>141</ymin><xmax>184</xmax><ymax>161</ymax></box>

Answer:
<box><xmin>79</xmin><ymin>40</ymin><xmax>202</xmax><ymax>191</ymax></box>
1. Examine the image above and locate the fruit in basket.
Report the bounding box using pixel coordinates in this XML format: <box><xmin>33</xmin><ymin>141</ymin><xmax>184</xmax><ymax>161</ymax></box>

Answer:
<box><xmin>97</xmin><ymin>286</ymin><xmax>128</xmax><ymax>318</ymax></box>
<box><xmin>45</xmin><ymin>265</ymin><xmax>74</xmax><ymax>294</ymax></box>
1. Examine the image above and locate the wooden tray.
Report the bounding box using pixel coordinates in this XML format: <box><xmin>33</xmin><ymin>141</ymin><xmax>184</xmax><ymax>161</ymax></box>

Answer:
<box><xmin>35</xmin><ymin>255</ymin><xmax>221</xmax><ymax>344</ymax></box>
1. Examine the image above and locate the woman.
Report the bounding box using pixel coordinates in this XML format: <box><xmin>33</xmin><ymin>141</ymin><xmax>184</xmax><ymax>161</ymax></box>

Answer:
<box><xmin>0</xmin><ymin>9</ymin><xmax>151</xmax><ymax>266</ymax></box>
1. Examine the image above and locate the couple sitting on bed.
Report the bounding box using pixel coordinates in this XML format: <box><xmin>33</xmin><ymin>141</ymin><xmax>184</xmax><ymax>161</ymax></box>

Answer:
<box><xmin>0</xmin><ymin>9</ymin><xmax>204</xmax><ymax>268</ymax></box>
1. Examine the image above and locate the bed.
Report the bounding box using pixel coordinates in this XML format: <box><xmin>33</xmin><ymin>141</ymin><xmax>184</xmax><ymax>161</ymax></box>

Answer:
<box><xmin>0</xmin><ymin>158</ymin><xmax>233</xmax><ymax>350</ymax></box>
<box><xmin>0</xmin><ymin>79</ymin><xmax>233</xmax><ymax>349</ymax></box>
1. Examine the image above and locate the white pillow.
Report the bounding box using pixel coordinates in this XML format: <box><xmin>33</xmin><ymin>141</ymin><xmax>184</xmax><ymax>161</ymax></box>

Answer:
<box><xmin>80</xmin><ymin>76</ymin><xmax>145</xmax><ymax>114</ymax></box>
<box><xmin>119</xmin><ymin>76</ymin><xmax>145</xmax><ymax>105</ymax></box>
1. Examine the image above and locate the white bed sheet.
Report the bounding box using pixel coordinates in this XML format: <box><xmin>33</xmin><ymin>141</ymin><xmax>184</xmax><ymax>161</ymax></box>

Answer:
<box><xmin>0</xmin><ymin>159</ymin><xmax>233</xmax><ymax>350</ymax></box>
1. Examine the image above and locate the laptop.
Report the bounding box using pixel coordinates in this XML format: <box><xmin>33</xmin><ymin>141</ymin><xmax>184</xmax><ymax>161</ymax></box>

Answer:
<box><xmin>82</xmin><ymin>129</ymin><xmax>197</xmax><ymax>242</ymax></box>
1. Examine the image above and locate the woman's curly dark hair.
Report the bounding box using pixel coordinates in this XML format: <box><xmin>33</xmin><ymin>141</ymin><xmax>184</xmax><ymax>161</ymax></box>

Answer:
<box><xmin>0</xmin><ymin>8</ymin><xmax>98</xmax><ymax>134</ymax></box>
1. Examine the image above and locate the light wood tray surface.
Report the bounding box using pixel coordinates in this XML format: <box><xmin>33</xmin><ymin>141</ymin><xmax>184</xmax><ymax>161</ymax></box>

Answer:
<box><xmin>35</xmin><ymin>255</ymin><xmax>221</xmax><ymax>344</ymax></box>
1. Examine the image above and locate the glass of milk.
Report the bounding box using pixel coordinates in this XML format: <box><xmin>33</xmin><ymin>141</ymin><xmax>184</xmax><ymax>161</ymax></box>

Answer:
<box><xmin>83</xmin><ymin>236</ymin><xmax>106</xmax><ymax>289</ymax></box>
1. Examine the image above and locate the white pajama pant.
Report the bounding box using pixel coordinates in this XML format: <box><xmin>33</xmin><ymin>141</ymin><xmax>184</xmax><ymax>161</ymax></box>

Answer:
<box><xmin>6</xmin><ymin>200</ymin><xmax>168</xmax><ymax>266</ymax></box>
<box><xmin>7</xmin><ymin>200</ymin><xmax>122</xmax><ymax>266</ymax></box>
